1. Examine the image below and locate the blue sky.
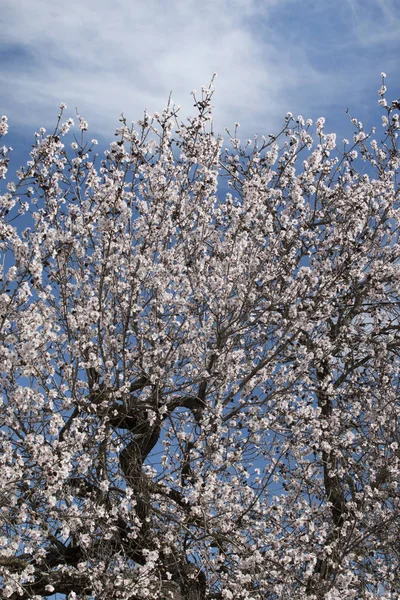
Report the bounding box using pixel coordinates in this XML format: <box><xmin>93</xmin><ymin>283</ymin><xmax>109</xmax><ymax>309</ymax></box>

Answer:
<box><xmin>1</xmin><ymin>0</ymin><xmax>400</xmax><ymax>150</ymax></box>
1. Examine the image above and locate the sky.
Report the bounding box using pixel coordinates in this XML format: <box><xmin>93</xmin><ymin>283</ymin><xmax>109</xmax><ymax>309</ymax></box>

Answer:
<box><xmin>1</xmin><ymin>0</ymin><xmax>400</xmax><ymax>154</ymax></box>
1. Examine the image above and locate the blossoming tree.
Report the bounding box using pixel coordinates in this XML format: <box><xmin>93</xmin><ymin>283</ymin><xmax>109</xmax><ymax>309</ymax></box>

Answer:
<box><xmin>0</xmin><ymin>76</ymin><xmax>399</xmax><ymax>599</ymax></box>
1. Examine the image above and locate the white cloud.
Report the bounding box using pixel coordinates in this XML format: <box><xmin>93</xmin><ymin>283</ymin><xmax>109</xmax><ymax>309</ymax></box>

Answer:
<box><xmin>0</xmin><ymin>0</ymin><xmax>399</xmax><ymax>141</ymax></box>
<box><xmin>0</xmin><ymin>0</ymin><xmax>324</xmax><ymax>138</ymax></box>
<box><xmin>341</xmin><ymin>0</ymin><xmax>400</xmax><ymax>50</ymax></box>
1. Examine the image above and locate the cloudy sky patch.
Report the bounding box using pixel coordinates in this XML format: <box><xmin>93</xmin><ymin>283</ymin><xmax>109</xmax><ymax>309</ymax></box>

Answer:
<box><xmin>1</xmin><ymin>0</ymin><xmax>399</xmax><ymax>141</ymax></box>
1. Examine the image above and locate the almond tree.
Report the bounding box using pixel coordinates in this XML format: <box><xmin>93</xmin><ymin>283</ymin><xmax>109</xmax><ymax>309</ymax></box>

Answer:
<box><xmin>0</xmin><ymin>76</ymin><xmax>399</xmax><ymax>599</ymax></box>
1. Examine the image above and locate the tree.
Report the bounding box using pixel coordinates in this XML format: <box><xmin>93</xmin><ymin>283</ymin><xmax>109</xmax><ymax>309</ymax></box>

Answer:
<box><xmin>0</xmin><ymin>75</ymin><xmax>399</xmax><ymax>600</ymax></box>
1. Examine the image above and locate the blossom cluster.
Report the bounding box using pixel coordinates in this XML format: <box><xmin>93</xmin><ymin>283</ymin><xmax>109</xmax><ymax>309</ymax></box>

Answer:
<box><xmin>0</xmin><ymin>78</ymin><xmax>400</xmax><ymax>599</ymax></box>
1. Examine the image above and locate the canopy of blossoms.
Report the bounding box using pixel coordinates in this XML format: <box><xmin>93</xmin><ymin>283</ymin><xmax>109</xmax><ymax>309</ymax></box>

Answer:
<box><xmin>0</xmin><ymin>75</ymin><xmax>399</xmax><ymax>599</ymax></box>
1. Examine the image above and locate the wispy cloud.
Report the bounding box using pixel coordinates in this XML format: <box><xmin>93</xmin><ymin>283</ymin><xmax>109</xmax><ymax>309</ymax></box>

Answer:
<box><xmin>0</xmin><ymin>0</ymin><xmax>399</xmax><ymax>140</ymax></box>
<box><xmin>345</xmin><ymin>0</ymin><xmax>400</xmax><ymax>43</ymax></box>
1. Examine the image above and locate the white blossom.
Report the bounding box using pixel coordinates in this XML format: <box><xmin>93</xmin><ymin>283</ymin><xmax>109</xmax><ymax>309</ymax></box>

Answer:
<box><xmin>0</xmin><ymin>78</ymin><xmax>399</xmax><ymax>600</ymax></box>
